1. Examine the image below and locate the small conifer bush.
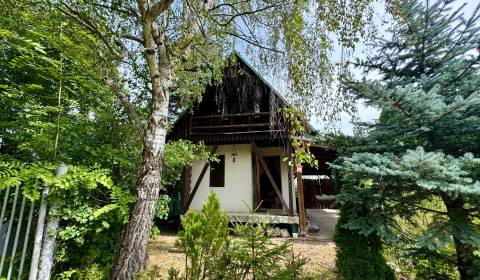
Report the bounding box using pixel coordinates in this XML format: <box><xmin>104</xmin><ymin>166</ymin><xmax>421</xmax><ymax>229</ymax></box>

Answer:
<box><xmin>169</xmin><ymin>192</ymin><xmax>315</xmax><ymax>280</ymax></box>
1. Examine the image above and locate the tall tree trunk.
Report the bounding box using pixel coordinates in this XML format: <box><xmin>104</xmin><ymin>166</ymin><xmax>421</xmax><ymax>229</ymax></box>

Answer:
<box><xmin>111</xmin><ymin>87</ymin><xmax>170</xmax><ymax>279</ymax></box>
<box><xmin>442</xmin><ymin>195</ymin><xmax>475</xmax><ymax>280</ymax></box>
<box><xmin>111</xmin><ymin>7</ymin><xmax>172</xmax><ymax>275</ymax></box>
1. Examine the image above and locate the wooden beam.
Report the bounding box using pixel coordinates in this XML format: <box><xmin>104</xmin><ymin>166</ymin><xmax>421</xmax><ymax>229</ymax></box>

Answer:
<box><xmin>295</xmin><ymin>165</ymin><xmax>306</xmax><ymax>235</ymax></box>
<box><xmin>190</xmin><ymin>130</ymin><xmax>282</xmax><ymax>136</ymax></box>
<box><xmin>182</xmin><ymin>144</ymin><xmax>219</xmax><ymax>213</ymax></box>
<box><xmin>180</xmin><ymin>166</ymin><xmax>192</xmax><ymax>214</ymax></box>
<box><xmin>192</xmin><ymin>112</ymin><xmax>270</xmax><ymax>119</ymax></box>
<box><xmin>192</xmin><ymin>123</ymin><xmax>270</xmax><ymax>130</ymax></box>
<box><xmin>286</xmin><ymin>141</ymin><xmax>294</xmax><ymax>216</ymax></box>
<box><xmin>254</xmin><ymin>156</ymin><xmax>261</xmax><ymax>209</ymax></box>
<box><xmin>251</xmin><ymin>142</ymin><xmax>290</xmax><ymax>214</ymax></box>
<box><xmin>180</xmin><ymin>167</ymin><xmax>187</xmax><ymax>209</ymax></box>
<box><xmin>188</xmin><ymin>114</ymin><xmax>192</xmax><ymax>138</ymax></box>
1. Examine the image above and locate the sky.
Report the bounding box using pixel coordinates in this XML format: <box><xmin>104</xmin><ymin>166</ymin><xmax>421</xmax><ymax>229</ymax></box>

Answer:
<box><xmin>326</xmin><ymin>0</ymin><xmax>388</xmax><ymax>135</ymax></box>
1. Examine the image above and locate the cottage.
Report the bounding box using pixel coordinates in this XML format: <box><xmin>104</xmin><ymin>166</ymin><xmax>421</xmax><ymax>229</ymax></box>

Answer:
<box><xmin>168</xmin><ymin>55</ymin><xmax>336</xmax><ymax>233</ymax></box>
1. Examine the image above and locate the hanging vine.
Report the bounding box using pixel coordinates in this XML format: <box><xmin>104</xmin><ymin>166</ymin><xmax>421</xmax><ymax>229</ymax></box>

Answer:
<box><xmin>283</xmin><ymin>108</ymin><xmax>318</xmax><ymax>168</ymax></box>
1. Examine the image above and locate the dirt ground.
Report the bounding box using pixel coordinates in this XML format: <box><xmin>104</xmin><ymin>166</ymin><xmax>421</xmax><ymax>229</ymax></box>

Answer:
<box><xmin>147</xmin><ymin>233</ymin><xmax>336</xmax><ymax>279</ymax></box>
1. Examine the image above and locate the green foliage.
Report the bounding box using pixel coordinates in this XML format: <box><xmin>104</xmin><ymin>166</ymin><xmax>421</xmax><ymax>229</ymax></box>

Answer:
<box><xmin>174</xmin><ymin>192</ymin><xmax>229</xmax><ymax>279</ymax></box>
<box><xmin>383</xmin><ymin>199</ymin><xmax>460</xmax><ymax>280</ymax></box>
<box><xmin>57</xmin><ymin>264</ymin><xmax>105</xmax><ymax>280</ymax></box>
<box><xmin>335</xmin><ymin>0</ymin><xmax>480</xmax><ymax>278</ymax></box>
<box><xmin>408</xmin><ymin>245</ymin><xmax>459</xmax><ymax>280</ymax></box>
<box><xmin>334</xmin><ymin>199</ymin><xmax>395</xmax><ymax>280</ymax></box>
<box><xmin>315</xmin><ymin>267</ymin><xmax>336</xmax><ymax>280</ymax></box>
<box><xmin>53</xmin><ymin>0</ymin><xmax>377</xmax><ymax>276</ymax></box>
<box><xmin>0</xmin><ymin>1</ymin><xmax>120</xmax><ymax>164</ymax></box>
<box><xmin>155</xmin><ymin>140</ymin><xmax>214</xmax><ymax>220</ymax></box>
<box><xmin>59</xmin><ymin>0</ymin><xmax>375</xmax><ymax>127</ymax></box>
<box><xmin>283</xmin><ymin>107</ymin><xmax>318</xmax><ymax>168</ymax></box>
<box><xmin>0</xmin><ymin>2</ymin><xmax>139</xmax><ymax>278</ymax></box>
<box><xmin>155</xmin><ymin>194</ymin><xmax>172</xmax><ymax>220</ymax></box>
<box><xmin>162</xmin><ymin>140</ymin><xmax>214</xmax><ymax>190</ymax></box>
<box><xmin>0</xmin><ymin>159</ymin><xmax>56</xmax><ymax>199</ymax></box>
<box><xmin>135</xmin><ymin>266</ymin><xmax>163</xmax><ymax>280</ymax></box>
<box><xmin>1</xmin><ymin>0</ymin><xmax>377</xmax><ymax>278</ymax></box>
<box><xmin>169</xmin><ymin>192</ymin><xmax>313</xmax><ymax>280</ymax></box>
<box><xmin>0</xmin><ymin>158</ymin><xmax>132</xmax><ymax>277</ymax></box>
<box><xmin>225</xmin><ymin>222</ymin><xmax>313</xmax><ymax>280</ymax></box>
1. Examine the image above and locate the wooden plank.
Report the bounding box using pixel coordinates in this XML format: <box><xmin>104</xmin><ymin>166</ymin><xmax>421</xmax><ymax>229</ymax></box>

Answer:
<box><xmin>183</xmin><ymin>144</ymin><xmax>219</xmax><ymax>213</ymax></box>
<box><xmin>190</xmin><ymin>129</ymin><xmax>283</xmax><ymax>136</ymax></box>
<box><xmin>296</xmin><ymin>167</ymin><xmax>306</xmax><ymax>235</ymax></box>
<box><xmin>192</xmin><ymin>123</ymin><xmax>270</xmax><ymax>130</ymax></box>
<box><xmin>251</xmin><ymin>142</ymin><xmax>290</xmax><ymax>214</ymax></box>
<box><xmin>180</xmin><ymin>166</ymin><xmax>192</xmax><ymax>214</ymax></box>
<box><xmin>286</xmin><ymin>141</ymin><xmax>294</xmax><ymax>216</ymax></box>
<box><xmin>257</xmin><ymin>156</ymin><xmax>290</xmax><ymax>213</ymax></box>
<box><xmin>226</xmin><ymin>212</ymin><xmax>299</xmax><ymax>224</ymax></box>
<box><xmin>188</xmin><ymin>114</ymin><xmax>192</xmax><ymax>138</ymax></box>
<box><xmin>254</xmin><ymin>156</ymin><xmax>261</xmax><ymax>208</ymax></box>
<box><xmin>192</xmin><ymin>112</ymin><xmax>269</xmax><ymax>119</ymax></box>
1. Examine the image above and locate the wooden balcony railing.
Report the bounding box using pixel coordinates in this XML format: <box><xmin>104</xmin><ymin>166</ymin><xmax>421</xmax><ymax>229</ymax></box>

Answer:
<box><xmin>190</xmin><ymin>112</ymin><xmax>274</xmax><ymax>135</ymax></box>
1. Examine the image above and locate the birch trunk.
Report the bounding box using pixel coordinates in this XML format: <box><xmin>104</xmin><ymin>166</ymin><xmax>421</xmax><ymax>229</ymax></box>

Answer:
<box><xmin>110</xmin><ymin>88</ymin><xmax>170</xmax><ymax>279</ymax></box>
<box><xmin>37</xmin><ymin>211</ymin><xmax>59</xmax><ymax>280</ymax></box>
<box><xmin>111</xmin><ymin>4</ymin><xmax>172</xmax><ymax>277</ymax></box>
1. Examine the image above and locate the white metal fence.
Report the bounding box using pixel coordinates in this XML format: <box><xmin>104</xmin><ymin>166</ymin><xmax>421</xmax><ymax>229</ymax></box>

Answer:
<box><xmin>0</xmin><ymin>186</ymin><xmax>36</xmax><ymax>279</ymax></box>
<box><xmin>0</xmin><ymin>164</ymin><xmax>66</xmax><ymax>280</ymax></box>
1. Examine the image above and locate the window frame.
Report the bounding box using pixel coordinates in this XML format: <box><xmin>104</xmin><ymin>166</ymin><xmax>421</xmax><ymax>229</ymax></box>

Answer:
<box><xmin>209</xmin><ymin>154</ymin><xmax>225</xmax><ymax>188</ymax></box>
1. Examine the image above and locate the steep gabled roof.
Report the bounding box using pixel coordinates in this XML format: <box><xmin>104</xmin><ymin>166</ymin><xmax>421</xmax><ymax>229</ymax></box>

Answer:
<box><xmin>168</xmin><ymin>53</ymin><xmax>318</xmax><ymax>144</ymax></box>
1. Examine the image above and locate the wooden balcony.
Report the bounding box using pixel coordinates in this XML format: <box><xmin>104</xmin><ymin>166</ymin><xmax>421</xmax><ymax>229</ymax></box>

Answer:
<box><xmin>190</xmin><ymin>112</ymin><xmax>275</xmax><ymax>136</ymax></box>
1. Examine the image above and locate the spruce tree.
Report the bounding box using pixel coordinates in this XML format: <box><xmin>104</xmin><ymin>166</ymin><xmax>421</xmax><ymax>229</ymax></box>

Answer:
<box><xmin>334</xmin><ymin>200</ymin><xmax>395</xmax><ymax>280</ymax></box>
<box><xmin>333</xmin><ymin>0</ymin><xmax>480</xmax><ymax>279</ymax></box>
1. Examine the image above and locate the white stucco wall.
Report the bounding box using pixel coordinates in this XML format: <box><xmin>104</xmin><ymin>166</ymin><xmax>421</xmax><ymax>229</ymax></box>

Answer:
<box><xmin>189</xmin><ymin>144</ymin><xmax>254</xmax><ymax>212</ymax></box>
<box><xmin>188</xmin><ymin>144</ymin><xmax>296</xmax><ymax>214</ymax></box>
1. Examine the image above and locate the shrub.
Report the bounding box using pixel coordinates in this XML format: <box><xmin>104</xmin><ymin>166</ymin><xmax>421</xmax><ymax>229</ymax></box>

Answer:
<box><xmin>169</xmin><ymin>192</ymin><xmax>314</xmax><ymax>280</ymax></box>
<box><xmin>174</xmin><ymin>192</ymin><xmax>229</xmax><ymax>279</ymax></box>
<box><xmin>334</xmin><ymin>202</ymin><xmax>395</xmax><ymax>280</ymax></box>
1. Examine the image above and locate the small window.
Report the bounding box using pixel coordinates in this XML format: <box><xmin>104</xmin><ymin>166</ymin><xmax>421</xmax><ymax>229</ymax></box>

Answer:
<box><xmin>210</xmin><ymin>155</ymin><xmax>225</xmax><ymax>188</ymax></box>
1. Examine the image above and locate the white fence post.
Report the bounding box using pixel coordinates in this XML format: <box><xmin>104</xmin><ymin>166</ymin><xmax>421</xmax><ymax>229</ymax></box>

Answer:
<box><xmin>38</xmin><ymin>163</ymin><xmax>67</xmax><ymax>280</ymax></box>
<box><xmin>28</xmin><ymin>185</ymin><xmax>50</xmax><ymax>280</ymax></box>
<box><xmin>7</xmin><ymin>195</ymin><xmax>26</xmax><ymax>279</ymax></box>
<box><xmin>0</xmin><ymin>185</ymin><xmax>20</xmax><ymax>275</ymax></box>
<box><xmin>29</xmin><ymin>163</ymin><xmax>68</xmax><ymax>280</ymax></box>
<box><xmin>0</xmin><ymin>188</ymin><xmax>11</xmax><ymax>246</ymax></box>
<box><xmin>19</xmin><ymin>200</ymin><xmax>35</xmax><ymax>278</ymax></box>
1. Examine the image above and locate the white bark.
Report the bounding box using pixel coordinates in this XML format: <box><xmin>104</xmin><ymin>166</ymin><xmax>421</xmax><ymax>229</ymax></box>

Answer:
<box><xmin>37</xmin><ymin>212</ymin><xmax>59</xmax><ymax>280</ymax></box>
<box><xmin>111</xmin><ymin>1</ymin><xmax>214</xmax><ymax>278</ymax></box>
